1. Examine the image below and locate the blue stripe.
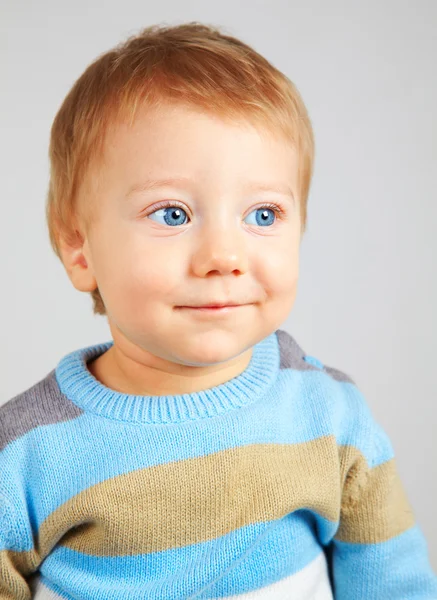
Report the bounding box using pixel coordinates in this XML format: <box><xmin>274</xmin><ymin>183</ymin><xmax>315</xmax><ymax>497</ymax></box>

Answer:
<box><xmin>1</xmin><ymin>370</ymin><xmax>394</xmax><ymax>552</ymax></box>
<box><xmin>332</xmin><ymin>525</ymin><xmax>437</xmax><ymax>598</ymax></box>
<box><xmin>330</xmin><ymin>379</ymin><xmax>395</xmax><ymax>467</ymax></box>
<box><xmin>38</xmin><ymin>512</ymin><xmax>327</xmax><ymax>599</ymax></box>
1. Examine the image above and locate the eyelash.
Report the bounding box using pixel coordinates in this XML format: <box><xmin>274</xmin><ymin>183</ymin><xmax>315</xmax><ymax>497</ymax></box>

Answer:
<box><xmin>144</xmin><ymin>200</ymin><xmax>286</xmax><ymax>223</ymax></box>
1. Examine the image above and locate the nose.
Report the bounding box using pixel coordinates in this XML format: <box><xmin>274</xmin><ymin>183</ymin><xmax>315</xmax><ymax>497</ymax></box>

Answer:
<box><xmin>191</xmin><ymin>225</ymin><xmax>249</xmax><ymax>277</ymax></box>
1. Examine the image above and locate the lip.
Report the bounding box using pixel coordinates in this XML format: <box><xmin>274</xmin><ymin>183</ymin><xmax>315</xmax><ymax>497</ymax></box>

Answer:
<box><xmin>186</xmin><ymin>304</ymin><xmax>240</xmax><ymax>309</ymax></box>
<box><xmin>176</xmin><ymin>305</ymin><xmax>245</xmax><ymax>314</ymax></box>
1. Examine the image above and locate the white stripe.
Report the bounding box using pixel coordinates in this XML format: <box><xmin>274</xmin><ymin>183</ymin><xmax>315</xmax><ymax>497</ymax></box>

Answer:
<box><xmin>213</xmin><ymin>551</ymin><xmax>334</xmax><ymax>599</ymax></box>
<box><xmin>29</xmin><ymin>576</ymin><xmax>63</xmax><ymax>600</ymax></box>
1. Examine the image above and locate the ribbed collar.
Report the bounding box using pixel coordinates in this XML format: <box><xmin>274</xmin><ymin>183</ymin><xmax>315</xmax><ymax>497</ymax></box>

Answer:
<box><xmin>55</xmin><ymin>331</ymin><xmax>280</xmax><ymax>424</ymax></box>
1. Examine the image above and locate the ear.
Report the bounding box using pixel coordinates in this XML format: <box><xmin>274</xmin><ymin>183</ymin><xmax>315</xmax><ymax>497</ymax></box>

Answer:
<box><xmin>58</xmin><ymin>228</ymin><xmax>98</xmax><ymax>293</ymax></box>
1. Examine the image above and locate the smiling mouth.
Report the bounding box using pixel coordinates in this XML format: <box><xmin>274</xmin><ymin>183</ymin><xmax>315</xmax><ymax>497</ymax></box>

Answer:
<box><xmin>176</xmin><ymin>305</ymin><xmax>246</xmax><ymax>313</ymax></box>
<box><xmin>180</xmin><ymin>304</ymin><xmax>241</xmax><ymax>308</ymax></box>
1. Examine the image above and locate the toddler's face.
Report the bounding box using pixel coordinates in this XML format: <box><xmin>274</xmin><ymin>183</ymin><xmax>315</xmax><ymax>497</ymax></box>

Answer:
<box><xmin>73</xmin><ymin>102</ymin><xmax>302</xmax><ymax>390</ymax></box>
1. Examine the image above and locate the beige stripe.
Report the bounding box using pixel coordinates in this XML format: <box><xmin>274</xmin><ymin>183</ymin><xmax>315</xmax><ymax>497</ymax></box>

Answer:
<box><xmin>1</xmin><ymin>437</ymin><xmax>416</xmax><ymax>585</ymax></box>
<box><xmin>41</xmin><ymin>437</ymin><xmax>340</xmax><ymax>556</ymax></box>
<box><xmin>0</xmin><ymin>550</ymin><xmax>39</xmax><ymax>599</ymax></box>
<box><xmin>336</xmin><ymin>445</ymin><xmax>415</xmax><ymax>543</ymax></box>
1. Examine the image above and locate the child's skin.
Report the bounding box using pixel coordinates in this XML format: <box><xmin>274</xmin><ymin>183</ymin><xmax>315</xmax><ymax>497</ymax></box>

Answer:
<box><xmin>60</xmin><ymin>102</ymin><xmax>302</xmax><ymax>396</ymax></box>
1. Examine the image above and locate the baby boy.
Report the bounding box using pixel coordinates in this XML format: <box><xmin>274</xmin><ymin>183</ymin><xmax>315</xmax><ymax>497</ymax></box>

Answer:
<box><xmin>1</xmin><ymin>21</ymin><xmax>437</xmax><ymax>600</ymax></box>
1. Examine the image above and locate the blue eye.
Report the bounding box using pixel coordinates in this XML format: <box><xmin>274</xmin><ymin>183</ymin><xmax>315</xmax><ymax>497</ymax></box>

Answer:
<box><xmin>148</xmin><ymin>204</ymin><xmax>189</xmax><ymax>227</ymax></box>
<box><xmin>146</xmin><ymin>202</ymin><xmax>284</xmax><ymax>227</ymax></box>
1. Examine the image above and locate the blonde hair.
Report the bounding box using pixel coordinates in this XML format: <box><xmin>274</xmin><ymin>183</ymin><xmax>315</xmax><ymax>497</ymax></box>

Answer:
<box><xmin>46</xmin><ymin>21</ymin><xmax>315</xmax><ymax>316</ymax></box>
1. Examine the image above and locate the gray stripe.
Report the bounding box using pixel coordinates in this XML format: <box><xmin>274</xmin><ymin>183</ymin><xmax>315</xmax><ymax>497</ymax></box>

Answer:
<box><xmin>0</xmin><ymin>369</ymin><xmax>83</xmax><ymax>451</ymax></box>
<box><xmin>276</xmin><ymin>329</ymin><xmax>354</xmax><ymax>384</ymax></box>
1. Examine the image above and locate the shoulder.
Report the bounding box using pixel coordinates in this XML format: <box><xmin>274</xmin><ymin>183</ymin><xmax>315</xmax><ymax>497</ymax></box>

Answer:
<box><xmin>0</xmin><ymin>369</ymin><xmax>83</xmax><ymax>452</ymax></box>
<box><xmin>274</xmin><ymin>328</ymin><xmax>394</xmax><ymax>465</ymax></box>
<box><xmin>275</xmin><ymin>328</ymin><xmax>355</xmax><ymax>384</ymax></box>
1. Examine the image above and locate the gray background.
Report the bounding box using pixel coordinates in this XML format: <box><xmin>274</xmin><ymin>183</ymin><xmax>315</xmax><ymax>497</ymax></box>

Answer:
<box><xmin>1</xmin><ymin>0</ymin><xmax>436</xmax><ymax>570</ymax></box>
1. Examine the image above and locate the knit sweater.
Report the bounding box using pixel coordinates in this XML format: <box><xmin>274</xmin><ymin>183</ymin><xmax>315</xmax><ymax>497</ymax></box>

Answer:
<box><xmin>1</xmin><ymin>329</ymin><xmax>436</xmax><ymax>600</ymax></box>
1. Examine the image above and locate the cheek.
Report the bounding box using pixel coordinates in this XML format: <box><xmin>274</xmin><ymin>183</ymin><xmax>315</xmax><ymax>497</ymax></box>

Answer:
<box><xmin>256</xmin><ymin>242</ymin><xmax>299</xmax><ymax>295</ymax></box>
<box><xmin>110</xmin><ymin>235</ymin><xmax>184</xmax><ymax>301</ymax></box>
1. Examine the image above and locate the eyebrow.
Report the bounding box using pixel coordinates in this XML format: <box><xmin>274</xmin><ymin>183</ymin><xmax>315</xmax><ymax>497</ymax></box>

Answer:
<box><xmin>126</xmin><ymin>176</ymin><xmax>295</xmax><ymax>203</ymax></box>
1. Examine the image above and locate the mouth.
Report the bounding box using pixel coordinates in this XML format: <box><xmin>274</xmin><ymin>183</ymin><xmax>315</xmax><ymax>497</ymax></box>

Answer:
<box><xmin>178</xmin><ymin>305</ymin><xmax>241</xmax><ymax>309</ymax></box>
<box><xmin>184</xmin><ymin>304</ymin><xmax>240</xmax><ymax>308</ymax></box>
<box><xmin>176</xmin><ymin>304</ymin><xmax>246</xmax><ymax>314</ymax></box>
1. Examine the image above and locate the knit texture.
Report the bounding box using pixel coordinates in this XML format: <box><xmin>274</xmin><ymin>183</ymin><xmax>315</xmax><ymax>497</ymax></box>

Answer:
<box><xmin>1</xmin><ymin>328</ymin><xmax>436</xmax><ymax>599</ymax></box>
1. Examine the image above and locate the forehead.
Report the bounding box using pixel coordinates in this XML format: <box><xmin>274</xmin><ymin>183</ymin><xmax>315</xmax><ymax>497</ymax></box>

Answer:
<box><xmin>106</xmin><ymin>101</ymin><xmax>295</xmax><ymax>156</ymax></box>
<box><xmin>93</xmin><ymin>103</ymin><xmax>299</xmax><ymax>200</ymax></box>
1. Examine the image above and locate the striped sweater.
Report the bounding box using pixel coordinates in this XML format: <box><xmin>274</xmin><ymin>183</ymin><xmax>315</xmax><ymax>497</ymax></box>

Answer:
<box><xmin>1</xmin><ymin>328</ymin><xmax>436</xmax><ymax>599</ymax></box>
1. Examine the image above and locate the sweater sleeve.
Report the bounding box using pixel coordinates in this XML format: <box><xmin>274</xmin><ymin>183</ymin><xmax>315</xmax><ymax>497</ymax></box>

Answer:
<box><xmin>329</xmin><ymin>381</ymin><xmax>437</xmax><ymax>599</ymax></box>
<box><xmin>0</xmin><ymin>491</ymin><xmax>33</xmax><ymax>600</ymax></box>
